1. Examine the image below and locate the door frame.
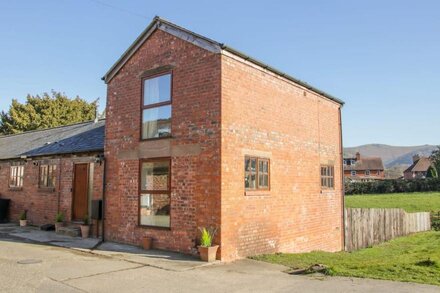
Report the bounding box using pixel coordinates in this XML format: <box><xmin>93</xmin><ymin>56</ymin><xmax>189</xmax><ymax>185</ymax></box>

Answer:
<box><xmin>71</xmin><ymin>163</ymin><xmax>90</xmax><ymax>221</ymax></box>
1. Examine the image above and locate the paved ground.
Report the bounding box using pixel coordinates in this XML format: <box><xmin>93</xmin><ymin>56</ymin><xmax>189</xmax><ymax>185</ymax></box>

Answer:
<box><xmin>0</xmin><ymin>224</ymin><xmax>438</xmax><ymax>293</ymax></box>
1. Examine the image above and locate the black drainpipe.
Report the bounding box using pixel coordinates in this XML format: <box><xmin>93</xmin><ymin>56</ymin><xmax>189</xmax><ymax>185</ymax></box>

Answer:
<box><xmin>101</xmin><ymin>156</ymin><xmax>107</xmax><ymax>242</ymax></box>
<box><xmin>338</xmin><ymin>106</ymin><xmax>345</xmax><ymax>250</ymax></box>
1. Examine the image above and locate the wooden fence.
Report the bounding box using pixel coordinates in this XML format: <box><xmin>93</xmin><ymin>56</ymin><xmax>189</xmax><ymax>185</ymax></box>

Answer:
<box><xmin>344</xmin><ymin>208</ymin><xmax>431</xmax><ymax>251</ymax></box>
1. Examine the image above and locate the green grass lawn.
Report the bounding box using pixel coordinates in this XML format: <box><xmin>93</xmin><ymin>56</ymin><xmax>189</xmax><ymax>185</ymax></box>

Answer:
<box><xmin>345</xmin><ymin>192</ymin><xmax>440</xmax><ymax>212</ymax></box>
<box><xmin>253</xmin><ymin>231</ymin><xmax>440</xmax><ymax>286</ymax></box>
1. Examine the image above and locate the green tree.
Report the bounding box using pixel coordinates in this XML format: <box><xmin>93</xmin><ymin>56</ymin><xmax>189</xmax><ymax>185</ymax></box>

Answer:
<box><xmin>0</xmin><ymin>91</ymin><xmax>98</xmax><ymax>135</ymax></box>
<box><xmin>429</xmin><ymin>146</ymin><xmax>440</xmax><ymax>178</ymax></box>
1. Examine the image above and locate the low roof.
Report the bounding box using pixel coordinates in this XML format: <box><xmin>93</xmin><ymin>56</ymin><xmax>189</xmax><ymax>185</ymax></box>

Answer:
<box><xmin>102</xmin><ymin>16</ymin><xmax>344</xmax><ymax>106</ymax></box>
<box><xmin>404</xmin><ymin>157</ymin><xmax>432</xmax><ymax>173</ymax></box>
<box><xmin>0</xmin><ymin>120</ymin><xmax>105</xmax><ymax>160</ymax></box>
<box><xmin>344</xmin><ymin>157</ymin><xmax>384</xmax><ymax>171</ymax></box>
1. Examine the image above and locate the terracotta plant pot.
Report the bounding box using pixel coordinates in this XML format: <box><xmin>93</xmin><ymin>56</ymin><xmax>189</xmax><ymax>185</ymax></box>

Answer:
<box><xmin>55</xmin><ymin>222</ymin><xmax>63</xmax><ymax>232</ymax></box>
<box><xmin>141</xmin><ymin>237</ymin><xmax>153</xmax><ymax>250</ymax></box>
<box><xmin>198</xmin><ymin>245</ymin><xmax>219</xmax><ymax>262</ymax></box>
<box><xmin>19</xmin><ymin>220</ymin><xmax>27</xmax><ymax>227</ymax></box>
<box><xmin>80</xmin><ymin>225</ymin><xmax>90</xmax><ymax>239</ymax></box>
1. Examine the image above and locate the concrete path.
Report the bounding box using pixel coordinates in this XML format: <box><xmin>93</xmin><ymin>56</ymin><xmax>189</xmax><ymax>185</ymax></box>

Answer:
<box><xmin>0</xmin><ymin>224</ymin><xmax>438</xmax><ymax>293</ymax></box>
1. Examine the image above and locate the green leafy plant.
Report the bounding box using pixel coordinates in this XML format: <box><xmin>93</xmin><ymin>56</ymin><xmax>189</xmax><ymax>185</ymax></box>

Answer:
<box><xmin>83</xmin><ymin>214</ymin><xmax>89</xmax><ymax>225</ymax></box>
<box><xmin>199</xmin><ymin>227</ymin><xmax>217</xmax><ymax>247</ymax></box>
<box><xmin>19</xmin><ymin>211</ymin><xmax>27</xmax><ymax>221</ymax></box>
<box><xmin>55</xmin><ymin>212</ymin><xmax>64</xmax><ymax>223</ymax></box>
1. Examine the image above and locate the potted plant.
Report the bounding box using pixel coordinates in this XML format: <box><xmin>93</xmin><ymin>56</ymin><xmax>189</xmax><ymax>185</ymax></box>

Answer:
<box><xmin>141</xmin><ymin>236</ymin><xmax>153</xmax><ymax>250</ymax></box>
<box><xmin>19</xmin><ymin>211</ymin><xmax>27</xmax><ymax>227</ymax></box>
<box><xmin>198</xmin><ymin>227</ymin><xmax>219</xmax><ymax>262</ymax></box>
<box><xmin>55</xmin><ymin>212</ymin><xmax>64</xmax><ymax>232</ymax></box>
<box><xmin>80</xmin><ymin>215</ymin><xmax>90</xmax><ymax>239</ymax></box>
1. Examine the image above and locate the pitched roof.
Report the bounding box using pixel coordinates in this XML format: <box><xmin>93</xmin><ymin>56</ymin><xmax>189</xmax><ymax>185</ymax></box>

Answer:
<box><xmin>404</xmin><ymin>157</ymin><xmax>432</xmax><ymax>173</ymax></box>
<box><xmin>0</xmin><ymin>120</ymin><xmax>105</xmax><ymax>160</ymax></box>
<box><xmin>102</xmin><ymin>16</ymin><xmax>344</xmax><ymax>106</ymax></box>
<box><xmin>344</xmin><ymin>157</ymin><xmax>384</xmax><ymax>171</ymax></box>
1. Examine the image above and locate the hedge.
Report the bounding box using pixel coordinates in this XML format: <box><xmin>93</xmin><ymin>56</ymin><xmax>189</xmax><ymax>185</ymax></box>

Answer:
<box><xmin>345</xmin><ymin>178</ymin><xmax>440</xmax><ymax>195</ymax></box>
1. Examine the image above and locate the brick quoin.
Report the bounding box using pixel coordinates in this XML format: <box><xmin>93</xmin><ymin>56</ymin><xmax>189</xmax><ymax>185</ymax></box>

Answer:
<box><xmin>104</xmin><ymin>18</ymin><xmax>344</xmax><ymax>261</ymax></box>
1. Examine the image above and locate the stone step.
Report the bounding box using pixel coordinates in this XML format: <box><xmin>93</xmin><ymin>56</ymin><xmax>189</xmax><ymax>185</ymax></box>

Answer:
<box><xmin>56</xmin><ymin>226</ymin><xmax>81</xmax><ymax>237</ymax></box>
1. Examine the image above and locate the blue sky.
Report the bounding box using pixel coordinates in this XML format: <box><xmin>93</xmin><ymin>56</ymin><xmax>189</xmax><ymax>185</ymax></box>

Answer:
<box><xmin>0</xmin><ymin>0</ymin><xmax>439</xmax><ymax>147</ymax></box>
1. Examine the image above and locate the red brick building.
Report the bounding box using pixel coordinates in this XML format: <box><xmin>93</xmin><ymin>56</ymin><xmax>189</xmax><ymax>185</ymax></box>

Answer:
<box><xmin>102</xmin><ymin>17</ymin><xmax>344</xmax><ymax>261</ymax></box>
<box><xmin>0</xmin><ymin>121</ymin><xmax>105</xmax><ymax>232</ymax></box>
<box><xmin>403</xmin><ymin>155</ymin><xmax>434</xmax><ymax>179</ymax></box>
<box><xmin>343</xmin><ymin>152</ymin><xmax>385</xmax><ymax>181</ymax></box>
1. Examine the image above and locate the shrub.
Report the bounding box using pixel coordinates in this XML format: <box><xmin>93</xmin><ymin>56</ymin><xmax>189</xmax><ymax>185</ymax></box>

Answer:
<box><xmin>199</xmin><ymin>227</ymin><xmax>217</xmax><ymax>247</ymax></box>
<box><xmin>19</xmin><ymin>211</ymin><xmax>27</xmax><ymax>221</ymax></box>
<box><xmin>55</xmin><ymin>212</ymin><xmax>64</xmax><ymax>223</ymax></box>
<box><xmin>83</xmin><ymin>214</ymin><xmax>89</xmax><ymax>225</ymax></box>
<box><xmin>345</xmin><ymin>178</ymin><xmax>440</xmax><ymax>195</ymax></box>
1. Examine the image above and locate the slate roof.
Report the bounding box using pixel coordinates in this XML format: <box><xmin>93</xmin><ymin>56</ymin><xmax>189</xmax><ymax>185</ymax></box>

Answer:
<box><xmin>102</xmin><ymin>16</ymin><xmax>344</xmax><ymax>105</ymax></box>
<box><xmin>0</xmin><ymin>120</ymin><xmax>105</xmax><ymax>160</ymax></box>
<box><xmin>344</xmin><ymin>157</ymin><xmax>384</xmax><ymax>171</ymax></box>
<box><xmin>404</xmin><ymin>157</ymin><xmax>432</xmax><ymax>173</ymax></box>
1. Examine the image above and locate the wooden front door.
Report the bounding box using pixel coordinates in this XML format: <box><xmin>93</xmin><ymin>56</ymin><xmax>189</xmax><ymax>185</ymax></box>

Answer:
<box><xmin>72</xmin><ymin>163</ymin><xmax>89</xmax><ymax>221</ymax></box>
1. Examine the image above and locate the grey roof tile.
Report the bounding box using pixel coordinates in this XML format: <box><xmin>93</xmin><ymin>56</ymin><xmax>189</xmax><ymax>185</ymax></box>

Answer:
<box><xmin>0</xmin><ymin>120</ymin><xmax>105</xmax><ymax>160</ymax></box>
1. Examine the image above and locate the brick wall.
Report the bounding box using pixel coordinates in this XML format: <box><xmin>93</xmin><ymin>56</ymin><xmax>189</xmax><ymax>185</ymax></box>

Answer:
<box><xmin>0</xmin><ymin>155</ymin><xmax>103</xmax><ymax>228</ymax></box>
<box><xmin>104</xmin><ymin>27</ymin><xmax>344</xmax><ymax>261</ymax></box>
<box><xmin>104</xmin><ymin>29</ymin><xmax>221</xmax><ymax>254</ymax></box>
<box><xmin>220</xmin><ymin>52</ymin><xmax>344</xmax><ymax>261</ymax></box>
<box><xmin>344</xmin><ymin>170</ymin><xmax>385</xmax><ymax>180</ymax></box>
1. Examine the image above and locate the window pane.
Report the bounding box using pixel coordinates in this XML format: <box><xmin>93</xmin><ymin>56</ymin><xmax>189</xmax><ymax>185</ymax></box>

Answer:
<box><xmin>140</xmin><ymin>193</ymin><xmax>170</xmax><ymax>227</ymax></box>
<box><xmin>245</xmin><ymin>172</ymin><xmax>250</xmax><ymax>188</ymax></box>
<box><xmin>249</xmin><ymin>174</ymin><xmax>256</xmax><ymax>189</ymax></box>
<box><xmin>143</xmin><ymin>74</ymin><xmax>171</xmax><ymax>106</ymax></box>
<box><xmin>142</xmin><ymin>105</ymin><xmax>171</xmax><ymax>139</ymax></box>
<box><xmin>141</xmin><ymin>161</ymin><xmax>169</xmax><ymax>191</ymax></box>
<box><xmin>245</xmin><ymin>158</ymin><xmax>251</xmax><ymax>171</ymax></box>
<box><xmin>258</xmin><ymin>174</ymin><xmax>269</xmax><ymax>188</ymax></box>
<box><xmin>250</xmin><ymin>158</ymin><xmax>256</xmax><ymax>171</ymax></box>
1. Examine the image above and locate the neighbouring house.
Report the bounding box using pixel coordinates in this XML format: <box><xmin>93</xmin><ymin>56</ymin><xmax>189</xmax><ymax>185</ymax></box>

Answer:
<box><xmin>403</xmin><ymin>155</ymin><xmax>434</xmax><ymax>179</ymax></box>
<box><xmin>344</xmin><ymin>152</ymin><xmax>384</xmax><ymax>181</ymax></box>
<box><xmin>102</xmin><ymin>17</ymin><xmax>344</xmax><ymax>261</ymax></box>
<box><xmin>0</xmin><ymin>120</ymin><xmax>105</xmax><ymax>233</ymax></box>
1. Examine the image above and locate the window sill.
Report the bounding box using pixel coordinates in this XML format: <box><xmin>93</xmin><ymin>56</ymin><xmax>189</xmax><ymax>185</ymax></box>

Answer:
<box><xmin>38</xmin><ymin>188</ymin><xmax>56</xmax><ymax>193</ymax></box>
<box><xmin>245</xmin><ymin>190</ymin><xmax>271</xmax><ymax>196</ymax></box>
<box><xmin>140</xmin><ymin>136</ymin><xmax>172</xmax><ymax>142</ymax></box>
<box><xmin>321</xmin><ymin>189</ymin><xmax>336</xmax><ymax>194</ymax></box>
<box><xmin>137</xmin><ymin>224</ymin><xmax>171</xmax><ymax>231</ymax></box>
<box><xmin>8</xmin><ymin>187</ymin><xmax>23</xmax><ymax>191</ymax></box>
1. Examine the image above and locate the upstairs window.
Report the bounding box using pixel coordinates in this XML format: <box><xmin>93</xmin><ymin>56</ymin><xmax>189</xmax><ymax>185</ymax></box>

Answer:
<box><xmin>365</xmin><ymin>170</ymin><xmax>370</xmax><ymax>176</ymax></box>
<box><xmin>10</xmin><ymin>165</ymin><xmax>24</xmax><ymax>188</ymax></box>
<box><xmin>321</xmin><ymin>165</ymin><xmax>335</xmax><ymax>189</ymax></box>
<box><xmin>141</xmin><ymin>73</ymin><xmax>172</xmax><ymax>140</ymax></box>
<box><xmin>39</xmin><ymin>165</ymin><xmax>57</xmax><ymax>188</ymax></box>
<box><xmin>245</xmin><ymin>156</ymin><xmax>270</xmax><ymax>190</ymax></box>
<box><xmin>351</xmin><ymin>170</ymin><xmax>357</xmax><ymax>176</ymax></box>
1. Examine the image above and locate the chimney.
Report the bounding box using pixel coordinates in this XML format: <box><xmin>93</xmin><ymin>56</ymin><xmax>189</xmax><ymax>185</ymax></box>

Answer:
<box><xmin>412</xmin><ymin>154</ymin><xmax>420</xmax><ymax>163</ymax></box>
<box><xmin>356</xmin><ymin>152</ymin><xmax>361</xmax><ymax>161</ymax></box>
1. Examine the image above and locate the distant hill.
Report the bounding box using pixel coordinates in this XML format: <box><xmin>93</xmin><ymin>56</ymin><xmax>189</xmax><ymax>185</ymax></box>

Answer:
<box><xmin>344</xmin><ymin>144</ymin><xmax>437</xmax><ymax>168</ymax></box>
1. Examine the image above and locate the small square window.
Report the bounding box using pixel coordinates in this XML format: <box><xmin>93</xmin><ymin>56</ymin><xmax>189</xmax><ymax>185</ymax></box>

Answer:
<box><xmin>245</xmin><ymin>156</ymin><xmax>270</xmax><ymax>191</ymax></box>
<box><xmin>9</xmin><ymin>164</ymin><xmax>24</xmax><ymax>188</ymax></box>
<box><xmin>39</xmin><ymin>164</ymin><xmax>57</xmax><ymax>188</ymax></box>
<box><xmin>351</xmin><ymin>170</ymin><xmax>357</xmax><ymax>176</ymax></box>
<box><xmin>321</xmin><ymin>165</ymin><xmax>334</xmax><ymax>189</ymax></box>
<box><xmin>365</xmin><ymin>170</ymin><xmax>370</xmax><ymax>176</ymax></box>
